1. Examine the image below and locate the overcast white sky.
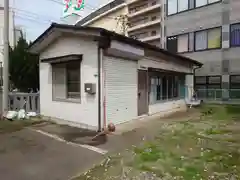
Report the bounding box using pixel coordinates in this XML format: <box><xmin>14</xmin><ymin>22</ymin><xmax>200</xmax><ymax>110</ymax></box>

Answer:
<box><xmin>11</xmin><ymin>0</ymin><xmax>112</xmax><ymax>41</ymax></box>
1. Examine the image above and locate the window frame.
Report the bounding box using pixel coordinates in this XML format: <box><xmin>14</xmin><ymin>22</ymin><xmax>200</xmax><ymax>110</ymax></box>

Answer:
<box><xmin>230</xmin><ymin>22</ymin><xmax>240</xmax><ymax>47</ymax></box>
<box><xmin>166</xmin><ymin>35</ymin><xmax>178</xmax><ymax>53</ymax></box>
<box><xmin>66</xmin><ymin>61</ymin><xmax>81</xmax><ymax>99</ymax></box>
<box><xmin>177</xmin><ymin>0</ymin><xmax>189</xmax><ymax>12</ymax></box>
<box><xmin>195</xmin><ymin>75</ymin><xmax>222</xmax><ymax>99</ymax></box>
<box><xmin>194</xmin><ymin>27</ymin><xmax>222</xmax><ymax>52</ymax></box>
<box><xmin>167</xmin><ymin>0</ymin><xmax>189</xmax><ymax>16</ymax></box>
<box><xmin>167</xmin><ymin>33</ymin><xmax>190</xmax><ymax>53</ymax></box>
<box><xmin>149</xmin><ymin>72</ymin><xmax>183</xmax><ymax>104</ymax></box>
<box><xmin>229</xmin><ymin>75</ymin><xmax>240</xmax><ymax>99</ymax></box>
<box><xmin>166</xmin><ymin>0</ymin><xmax>222</xmax><ymax>17</ymax></box>
<box><xmin>195</xmin><ymin>75</ymin><xmax>222</xmax><ymax>88</ymax></box>
<box><xmin>195</xmin><ymin>0</ymin><xmax>208</xmax><ymax>8</ymax></box>
<box><xmin>52</xmin><ymin>60</ymin><xmax>81</xmax><ymax>103</ymax></box>
<box><xmin>177</xmin><ymin>33</ymin><xmax>190</xmax><ymax>53</ymax></box>
<box><xmin>195</xmin><ymin>0</ymin><xmax>221</xmax><ymax>8</ymax></box>
<box><xmin>230</xmin><ymin>75</ymin><xmax>240</xmax><ymax>89</ymax></box>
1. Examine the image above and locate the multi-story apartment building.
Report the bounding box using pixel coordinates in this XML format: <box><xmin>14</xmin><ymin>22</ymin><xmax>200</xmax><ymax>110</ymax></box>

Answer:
<box><xmin>127</xmin><ymin>0</ymin><xmax>162</xmax><ymax>47</ymax></box>
<box><xmin>76</xmin><ymin>0</ymin><xmax>128</xmax><ymax>35</ymax></box>
<box><xmin>76</xmin><ymin>0</ymin><xmax>163</xmax><ymax>47</ymax></box>
<box><xmin>164</xmin><ymin>0</ymin><xmax>240</xmax><ymax>99</ymax></box>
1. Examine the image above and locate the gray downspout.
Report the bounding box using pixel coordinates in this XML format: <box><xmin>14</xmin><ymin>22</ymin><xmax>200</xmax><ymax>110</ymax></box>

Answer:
<box><xmin>97</xmin><ymin>47</ymin><xmax>102</xmax><ymax>132</ymax></box>
<box><xmin>193</xmin><ymin>65</ymin><xmax>202</xmax><ymax>90</ymax></box>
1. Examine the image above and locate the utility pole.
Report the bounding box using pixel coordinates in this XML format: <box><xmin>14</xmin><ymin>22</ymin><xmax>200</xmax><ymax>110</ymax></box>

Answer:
<box><xmin>2</xmin><ymin>0</ymin><xmax>9</xmax><ymax>114</ymax></box>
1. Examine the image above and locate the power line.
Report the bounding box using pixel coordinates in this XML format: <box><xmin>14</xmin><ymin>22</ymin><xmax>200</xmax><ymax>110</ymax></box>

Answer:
<box><xmin>15</xmin><ymin>15</ymin><xmax>52</xmax><ymax>25</ymax></box>
<box><xmin>12</xmin><ymin>7</ymin><xmax>60</xmax><ymax>22</ymax></box>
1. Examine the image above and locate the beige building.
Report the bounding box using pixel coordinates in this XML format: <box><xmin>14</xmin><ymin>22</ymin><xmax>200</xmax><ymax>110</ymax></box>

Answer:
<box><xmin>76</xmin><ymin>0</ymin><xmax>128</xmax><ymax>35</ymax></box>
<box><xmin>127</xmin><ymin>0</ymin><xmax>162</xmax><ymax>47</ymax></box>
<box><xmin>76</xmin><ymin>0</ymin><xmax>163</xmax><ymax>47</ymax></box>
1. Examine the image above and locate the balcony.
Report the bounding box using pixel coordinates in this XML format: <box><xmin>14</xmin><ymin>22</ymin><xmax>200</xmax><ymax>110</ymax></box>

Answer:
<box><xmin>128</xmin><ymin>18</ymin><xmax>161</xmax><ymax>32</ymax></box>
<box><xmin>129</xmin><ymin>32</ymin><xmax>149</xmax><ymax>40</ymax></box>
<box><xmin>127</xmin><ymin>0</ymin><xmax>140</xmax><ymax>5</ymax></box>
<box><xmin>140</xmin><ymin>34</ymin><xmax>161</xmax><ymax>42</ymax></box>
<box><xmin>128</xmin><ymin>3</ymin><xmax>161</xmax><ymax>18</ymax></box>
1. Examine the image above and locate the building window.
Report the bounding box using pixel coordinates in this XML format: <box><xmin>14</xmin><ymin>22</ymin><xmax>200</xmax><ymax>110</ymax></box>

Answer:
<box><xmin>167</xmin><ymin>0</ymin><xmax>177</xmax><ymax>15</ymax></box>
<box><xmin>66</xmin><ymin>61</ymin><xmax>81</xmax><ymax>98</ymax></box>
<box><xmin>173</xmin><ymin>76</ymin><xmax>179</xmax><ymax>97</ymax></box>
<box><xmin>150</xmin><ymin>74</ymin><xmax>183</xmax><ymax>104</ymax></box>
<box><xmin>208</xmin><ymin>0</ymin><xmax>220</xmax><ymax>3</ymax></box>
<box><xmin>195</xmin><ymin>76</ymin><xmax>221</xmax><ymax>89</ymax></box>
<box><xmin>151</xmin><ymin>30</ymin><xmax>157</xmax><ymax>36</ymax></box>
<box><xmin>167</xmin><ymin>36</ymin><xmax>178</xmax><ymax>53</ymax></box>
<box><xmin>230</xmin><ymin>23</ymin><xmax>240</xmax><ymax>47</ymax></box>
<box><xmin>156</xmin><ymin>77</ymin><xmax>161</xmax><ymax>100</ymax></box>
<box><xmin>195</xmin><ymin>31</ymin><xmax>207</xmax><ymax>51</ymax></box>
<box><xmin>152</xmin><ymin>1</ymin><xmax>157</xmax><ymax>5</ymax></box>
<box><xmin>167</xmin><ymin>33</ymin><xmax>189</xmax><ymax>53</ymax></box>
<box><xmin>167</xmin><ymin>0</ymin><xmax>221</xmax><ymax>16</ymax></box>
<box><xmin>177</xmin><ymin>0</ymin><xmax>188</xmax><ymax>12</ymax></box>
<box><xmin>52</xmin><ymin>60</ymin><xmax>81</xmax><ymax>100</ymax></box>
<box><xmin>230</xmin><ymin>75</ymin><xmax>240</xmax><ymax>99</ymax></box>
<box><xmin>194</xmin><ymin>27</ymin><xmax>221</xmax><ymax>51</ymax></box>
<box><xmin>167</xmin><ymin>0</ymin><xmax>188</xmax><ymax>15</ymax></box>
<box><xmin>195</xmin><ymin>76</ymin><xmax>221</xmax><ymax>87</ymax></box>
<box><xmin>195</xmin><ymin>0</ymin><xmax>220</xmax><ymax>7</ymax></box>
<box><xmin>151</xmin><ymin>16</ymin><xmax>157</xmax><ymax>21</ymax></box>
<box><xmin>207</xmin><ymin>28</ymin><xmax>221</xmax><ymax>48</ymax></box>
<box><xmin>167</xmin><ymin>76</ymin><xmax>173</xmax><ymax>99</ymax></box>
<box><xmin>195</xmin><ymin>0</ymin><xmax>207</xmax><ymax>7</ymax></box>
<box><xmin>177</xmin><ymin>34</ymin><xmax>189</xmax><ymax>53</ymax></box>
<box><xmin>195</xmin><ymin>76</ymin><xmax>221</xmax><ymax>99</ymax></box>
<box><xmin>230</xmin><ymin>75</ymin><xmax>240</xmax><ymax>89</ymax></box>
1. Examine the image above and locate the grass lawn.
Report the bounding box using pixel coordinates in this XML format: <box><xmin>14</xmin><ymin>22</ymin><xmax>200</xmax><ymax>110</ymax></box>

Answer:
<box><xmin>0</xmin><ymin>118</ymin><xmax>45</xmax><ymax>134</ymax></box>
<box><xmin>74</xmin><ymin>104</ymin><xmax>240</xmax><ymax>180</ymax></box>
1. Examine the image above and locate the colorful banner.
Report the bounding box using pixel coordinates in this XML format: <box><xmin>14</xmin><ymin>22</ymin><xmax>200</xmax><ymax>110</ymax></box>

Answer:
<box><xmin>63</xmin><ymin>0</ymin><xmax>85</xmax><ymax>18</ymax></box>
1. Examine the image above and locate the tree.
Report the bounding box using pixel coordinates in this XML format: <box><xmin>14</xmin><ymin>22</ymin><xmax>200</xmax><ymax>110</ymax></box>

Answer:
<box><xmin>9</xmin><ymin>36</ymin><xmax>39</xmax><ymax>92</ymax></box>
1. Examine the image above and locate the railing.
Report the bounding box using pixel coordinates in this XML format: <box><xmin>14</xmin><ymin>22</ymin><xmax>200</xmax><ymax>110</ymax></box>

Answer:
<box><xmin>196</xmin><ymin>89</ymin><xmax>222</xmax><ymax>100</ymax></box>
<box><xmin>8</xmin><ymin>92</ymin><xmax>40</xmax><ymax>113</ymax></box>
<box><xmin>196</xmin><ymin>89</ymin><xmax>240</xmax><ymax>103</ymax></box>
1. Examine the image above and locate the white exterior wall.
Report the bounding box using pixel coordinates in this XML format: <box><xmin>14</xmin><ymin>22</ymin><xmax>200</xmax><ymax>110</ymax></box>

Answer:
<box><xmin>149</xmin><ymin>100</ymin><xmax>187</xmax><ymax>115</ymax></box>
<box><xmin>39</xmin><ymin>36</ymin><xmax>99</xmax><ymax>129</ymax></box>
<box><xmin>138</xmin><ymin>57</ymin><xmax>192</xmax><ymax>74</ymax></box>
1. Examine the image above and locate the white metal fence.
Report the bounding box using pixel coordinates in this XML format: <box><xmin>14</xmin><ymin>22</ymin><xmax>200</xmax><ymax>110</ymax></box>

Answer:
<box><xmin>9</xmin><ymin>92</ymin><xmax>40</xmax><ymax>113</ymax></box>
<box><xmin>0</xmin><ymin>91</ymin><xmax>40</xmax><ymax>114</ymax></box>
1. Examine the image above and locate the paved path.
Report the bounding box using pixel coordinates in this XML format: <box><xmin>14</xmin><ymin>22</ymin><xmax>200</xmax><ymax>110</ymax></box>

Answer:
<box><xmin>0</xmin><ymin>128</ymin><xmax>103</xmax><ymax>180</ymax></box>
<box><xmin>0</xmin><ymin>110</ymin><xmax>198</xmax><ymax>180</ymax></box>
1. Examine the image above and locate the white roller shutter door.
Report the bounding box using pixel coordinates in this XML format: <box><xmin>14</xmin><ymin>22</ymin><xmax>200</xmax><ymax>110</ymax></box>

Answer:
<box><xmin>103</xmin><ymin>56</ymin><xmax>138</xmax><ymax>125</ymax></box>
